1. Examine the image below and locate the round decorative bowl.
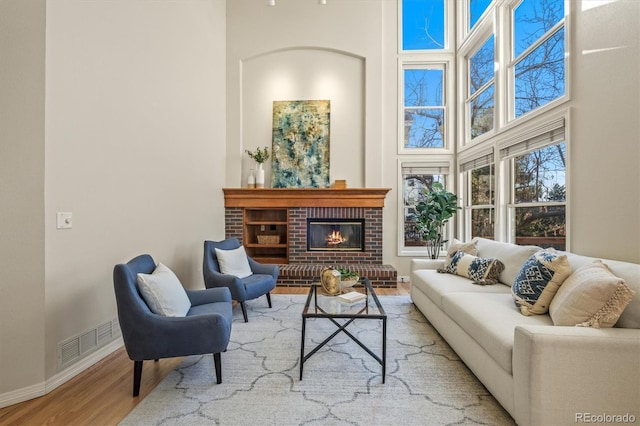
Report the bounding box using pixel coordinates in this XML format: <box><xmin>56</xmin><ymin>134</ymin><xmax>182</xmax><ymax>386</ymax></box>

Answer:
<box><xmin>340</xmin><ymin>276</ymin><xmax>360</xmax><ymax>289</ymax></box>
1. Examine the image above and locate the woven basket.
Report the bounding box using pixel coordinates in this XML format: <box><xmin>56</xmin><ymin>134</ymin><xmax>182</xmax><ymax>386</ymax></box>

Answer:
<box><xmin>257</xmin><ymin>234</ymin><xmax>280</xmax><ymax>244</ymax></box>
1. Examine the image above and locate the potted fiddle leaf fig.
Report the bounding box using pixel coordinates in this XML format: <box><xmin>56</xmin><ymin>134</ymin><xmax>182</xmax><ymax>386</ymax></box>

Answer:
<box><xmin>413</xmin><ymin>182</ymin><xmax>461</xmax><ymax>259</ymax></box>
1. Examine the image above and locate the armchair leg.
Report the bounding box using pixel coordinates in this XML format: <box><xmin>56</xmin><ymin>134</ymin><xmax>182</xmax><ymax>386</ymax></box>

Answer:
<box><xmin>266</xmin><ymin>292</ymin><xmax>272</xmax><ymax>308</ymax></box>
<box><xmin>213</xmin><ymin>352</ymin><xmax>222</xmax><ymax>384</ymax></box>
<box><xmin>133</xmin><ymin>360</ymin><xmax>143</xmax><ymax>397</ymax></box>
<box><xmin>240</xmin><ymin>301</ymin><xmax>248</xmax><ymax>322</ymax></box>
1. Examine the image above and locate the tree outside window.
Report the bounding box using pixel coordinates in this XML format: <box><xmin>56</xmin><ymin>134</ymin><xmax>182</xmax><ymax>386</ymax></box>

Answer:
<box><xmin>403</xmin><ymin>170</ymin><xmax>446</xmax><ymax>248</ymax></box>
<box><xmin>513</xmin><ymin>0</ymin><xmax>565</xmax><ymax>118</ymax></box>
<box><xmin>468</xmin><ymin>35</ymin><xmax>495</xmax><ymax>140</ymax></box>
<box><xmin>403</xmin><ymin>67</ymin><xmax>445</xmax><ymax>149</ymax></box>
<box><xmin>511</xmin><ymin>142</ymin><xmax>566</xmax><ymax>249</ymax></box>
<box><xmin>470</xmin><ymin>164</ymin><xmax>495</xmax><ymax>239</ymax></box>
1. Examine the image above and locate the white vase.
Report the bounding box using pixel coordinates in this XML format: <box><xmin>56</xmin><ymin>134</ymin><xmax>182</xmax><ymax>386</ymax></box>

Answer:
<box><xmin>255</xmin><ymin>163</ymin><xmax>265</xmax><ymax>188</ymax></box>
<box><xmin>247</xmin><ymin>169</ymin><xmax>255</xmax><ymax>188</ymax></box>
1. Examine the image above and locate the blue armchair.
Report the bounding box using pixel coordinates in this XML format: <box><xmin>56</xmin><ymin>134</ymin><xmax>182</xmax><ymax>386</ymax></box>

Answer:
<box><xmin>113</xmin><ymin>254</ymin><xmax>232</xmax><ymax>396</ymax></box>
<box><xmin>203</xmin><ymin>239</ymin><xmax>278</xmax><ymax>322</ymax></box>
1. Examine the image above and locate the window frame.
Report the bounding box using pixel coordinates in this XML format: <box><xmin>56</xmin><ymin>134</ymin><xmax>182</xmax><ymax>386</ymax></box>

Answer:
<box><xmin>458</xmin><ymin>147</ymin><xmax>496</xmax><ymax>241</ymax></box>
<box><xmin>466</xmin><ymin>32</ymin><xmax>496</xmax><ymax>143</ymax></box>
<box><xmin>398</xmin><ymin>59</ymin><xmax>455</xmax><ymax>154</ymax></box>
<box><xmin>397</xmin><ymin>0</ymin><xmax>572</xmax><ymax>254</ymax></box>
<box><xmin>397</xmin><ymin>158</ymin><xmax>455</xmax><ymax>256</ymax></box>
<box><xmin>457</xmin><ymin>12</ymin><xmax>497</xmax><ymax>148</ymax></box>
<box><xmin>458</xmin><ymin>0</ymin><xmax>494</xmax><ymax>46</ymax></box>
<box><xmin>497</xmin><ymin>111</ymin><xmax>570</xmax><ymax>249</ymax></box>
<box><xmin>399</xmin><ymin>0</ymin><xmax>455</xmax><ymax>54</ymax></box>
<box><xmin>506</xmin><ymin>0</ymin><xmax>570</xmax><ymax>123</ymax></box>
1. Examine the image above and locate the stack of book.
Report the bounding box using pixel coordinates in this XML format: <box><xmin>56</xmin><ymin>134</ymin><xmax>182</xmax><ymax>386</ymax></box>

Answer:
<box><xmin>338</xmin><ymin>291</ymin><xmax>366</xmax><ymax>304</ymax></box>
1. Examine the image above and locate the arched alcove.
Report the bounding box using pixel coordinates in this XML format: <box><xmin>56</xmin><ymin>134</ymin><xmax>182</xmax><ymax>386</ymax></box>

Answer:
<box><xmin>241</xmin><ymin>47</ymin><xmax>365</xmax><ymax>188</ymax></box>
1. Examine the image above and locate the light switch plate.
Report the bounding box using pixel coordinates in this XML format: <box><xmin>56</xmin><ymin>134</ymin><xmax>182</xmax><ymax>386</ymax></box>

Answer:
<box><xmin>57</xmin><ymin>212</ymin><xmax>73</xmax><ymax>229</ymax></box>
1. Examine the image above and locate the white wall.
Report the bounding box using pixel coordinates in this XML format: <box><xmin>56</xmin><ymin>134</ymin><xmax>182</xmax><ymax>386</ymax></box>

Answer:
<box><xmin>226</xmin><ymin>0</ymin><xmax>400</xmax><ymax>270</ymax></box>
<box><xmin>43</xmin><ymin>0</ymin><xmax>227</xmax><ymax>379</ymax></box>
<box><xmin>569</xmin><ymin>0</ymin><xmax>640</xmax><ymax>262</ymax></box>
<box><xmin>226</xmin><ymin>0</ymin><xmax>386</xmax><ymax>190</ymax></box>
<box><xmin>241</xmin><ymin>48</ymin><xmax>366</xmax><ymax>188</ymax></box>
<box><xmin>0</xmin><ymin>0</ymin><xmax>47</xmax><ymax>397</ymax></box>
<box><xmin>1</xmin><ymin>0</ymin><xmax>228</xmax><ymax>404</ymax></box>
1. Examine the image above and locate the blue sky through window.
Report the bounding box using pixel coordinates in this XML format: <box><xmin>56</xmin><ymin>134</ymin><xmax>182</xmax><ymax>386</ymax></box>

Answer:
<box><xmin>514</xmin><ymin>0</ymin><xmax>564</xmax><ymax>58</ymax></box>
<box><xmin>470</xmin><ymin>0</ymin><xmax>492</xmax><ymax>29</ymax></box>
<box><xmin>404</xmin><ymin>69</ymin><xmax>443</xmax><ymax>106</ymax></box>
<box><xmin>402</xmin><ymin>0</ymin><xmax>445</xmax><ymax>50</ymax></box>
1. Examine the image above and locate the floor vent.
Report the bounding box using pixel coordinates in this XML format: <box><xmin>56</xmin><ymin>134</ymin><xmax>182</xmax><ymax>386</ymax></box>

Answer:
<box><xmin>58</xmin><ymin>317</ymin><xmax>121</xmax><ymax>370</ymax></box>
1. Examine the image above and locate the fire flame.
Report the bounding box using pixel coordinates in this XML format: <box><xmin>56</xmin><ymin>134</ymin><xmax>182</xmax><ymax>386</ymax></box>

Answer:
<box><xmin>326</xmin><ymin>230</ymin><xmax>347</xmax><ymax>245</ymax></box>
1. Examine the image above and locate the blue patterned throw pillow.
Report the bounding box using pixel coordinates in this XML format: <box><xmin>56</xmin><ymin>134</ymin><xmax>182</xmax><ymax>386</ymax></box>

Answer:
<box><xmin>446</xmin><ymin>251</ymin><xmax>505</xmax><ymax>285</ymax></box>
<box><xmin>511</xmin><ymin>249</ymin><xmax>571</xmax><ymax>315</ymax></box>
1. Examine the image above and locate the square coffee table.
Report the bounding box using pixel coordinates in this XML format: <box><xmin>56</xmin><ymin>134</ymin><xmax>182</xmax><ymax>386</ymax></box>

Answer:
<box><xmin>299</xmin><ymin>277</ymin><xmax>387</xmax><ymax>383</ymax></box>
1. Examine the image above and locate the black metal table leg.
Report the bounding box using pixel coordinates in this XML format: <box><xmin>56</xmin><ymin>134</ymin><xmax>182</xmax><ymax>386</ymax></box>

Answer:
<box><xmin>300</xmin><ymin>315</ymin><xmax>306</xmax><ymax>380</ymax></box>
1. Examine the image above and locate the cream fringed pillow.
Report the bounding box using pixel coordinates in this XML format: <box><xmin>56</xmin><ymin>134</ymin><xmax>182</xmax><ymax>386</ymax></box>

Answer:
<box><xmin>549</xmin><ymin>260</ymin><xmax>635</xmax><ymax>328</ymax></box>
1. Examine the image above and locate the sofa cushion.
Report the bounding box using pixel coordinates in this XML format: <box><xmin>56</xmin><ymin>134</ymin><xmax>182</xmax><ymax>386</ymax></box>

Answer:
<box><xmin>411</xmin><ymin>269</ymin><xmax>511</xmax><ymax>310</ymax></box>
<box><xmin>443</xmin><ymin>238</ymin><xmax>478</xmax><ymax>271</ymax></box>
<box><xmin>550</xmin><ymin>260</ymin><xmax>635</xmax><ymax>328</ymax></box>
<box><xmin>441</xmin><ymin>292</ymin><xmax>553</xmax><ymax>374</ymax></box>
<box><xmin>136</xmin><ymin>263</ymin><xmax>192</xmax><ymax>317</ymax></box>
<box><xmin>511</xmin><ymin>249</ymin><xmax>572</xmax><ymax>315</ymax></box>
<box><xmin>446</xmin><ymin>251</ymin><xmax>505</xmax><ymax>285</ymax></box>
<box><xmin>475</xmin><ymin>238</ymin><xmax>541</xmax><ymax>286</ymax></box>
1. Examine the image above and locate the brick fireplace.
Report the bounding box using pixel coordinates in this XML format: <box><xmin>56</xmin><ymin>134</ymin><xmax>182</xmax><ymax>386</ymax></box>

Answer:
<box><xmin>223</xmin><ymin>188</ymin><xmax>397</xmax><ymax>287</ymax></box>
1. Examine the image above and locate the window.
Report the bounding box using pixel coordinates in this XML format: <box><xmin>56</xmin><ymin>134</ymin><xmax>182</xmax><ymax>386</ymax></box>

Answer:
<box><xmin>501</xmin><ymin>120</ymin><xmax>567</xmax><ymax>250</ymax></box>
<box><xmin>402</xmin><ymin>0</ymin><xmax>446</xmax><ymax>51</ymax></box>
<box><xmin>469</xmin><ymin>0</ymin><xmax>492</xmax><ymax>30</ymax></box>
<box><xmin>460</xmin><ymin>150</ymin><xmax>495</xmax><ymax>240</ymax></box>
<box><xmin>467</xmin><ymin>34</ymin><xmax>495</xmax><ymax>141</ymax></box>
<box><xmin>511</xmin><ymin>0</ymin><xmax>566</xmax><ymax>118</ymax></box>
<box><xmin>398</xmin><ymin>0</ymin><xmax>570</xmax><ymax>254</ymax></box>
<box><xmin>400</xmin><ymin>161</ymin><xmax>450</xmax><ymax>254</ymax></box>
<box><xmin>402</xmin><ymin>65</ymin><xmax>446</xmax><ymax>149</ymax></box>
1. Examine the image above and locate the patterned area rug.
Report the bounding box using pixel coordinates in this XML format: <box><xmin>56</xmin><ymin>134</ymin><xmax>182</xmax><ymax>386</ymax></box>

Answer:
<box><xmin>120</xmin><ymin>295</ymin><xmax>515</xmax><ymax>425</ymax></box>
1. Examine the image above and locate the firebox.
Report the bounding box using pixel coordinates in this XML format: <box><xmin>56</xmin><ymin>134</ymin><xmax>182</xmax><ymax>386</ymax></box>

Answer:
<box><xmin>306</xmin><ymin>218</ymin><xmax>365</xmax><ymax>251</ymax></box>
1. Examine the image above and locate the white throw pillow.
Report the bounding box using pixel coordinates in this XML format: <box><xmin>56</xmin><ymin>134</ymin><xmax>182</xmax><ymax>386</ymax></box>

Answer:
<box><xmin>215</xmin><ymin>246</ymin><xmax>253</xmax><ymax>279</ymax></box>
<box><xmin>136</xmin><ymin>263</ymin><xmax>191</xmax><ymax>317</ymax></box>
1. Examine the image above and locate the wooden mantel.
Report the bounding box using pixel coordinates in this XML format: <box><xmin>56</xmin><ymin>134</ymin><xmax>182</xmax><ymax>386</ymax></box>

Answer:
<box><xmin>223</xmin><ymin>188</ymin><xmax>391</xmax><ymax>208</ymax></box>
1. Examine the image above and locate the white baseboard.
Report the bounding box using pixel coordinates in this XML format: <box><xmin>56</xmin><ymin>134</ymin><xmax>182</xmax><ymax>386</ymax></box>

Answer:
<box><xmin>0</xmin><ymin>382</ymin><xmax>47</xmax><ymax>410</ymax></box>
<box><xmin>0</xmin><ymin>338</ymin><xmax>123</xmax><ymax>409</ymax></box>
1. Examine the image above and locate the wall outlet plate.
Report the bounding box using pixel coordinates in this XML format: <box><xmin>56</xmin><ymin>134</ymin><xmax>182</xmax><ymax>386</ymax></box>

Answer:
<box><xmin>57</xmin><ymin>212</ymin><xmax>73</xmax><ymax>229</ymax></box>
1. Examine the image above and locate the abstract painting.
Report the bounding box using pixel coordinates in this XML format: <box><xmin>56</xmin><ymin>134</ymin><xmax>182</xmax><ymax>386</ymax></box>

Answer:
<box><xmin>271</xmin><ymin>100</ymin><xmax>330</xmax><ymax>188</ymax></box>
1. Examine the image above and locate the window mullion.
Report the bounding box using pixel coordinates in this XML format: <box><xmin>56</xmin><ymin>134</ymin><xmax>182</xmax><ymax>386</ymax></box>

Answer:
<box><xmin>511</xmin><ymin>20</ymin><xmax>565</xmax><ymax>67</ymax></box>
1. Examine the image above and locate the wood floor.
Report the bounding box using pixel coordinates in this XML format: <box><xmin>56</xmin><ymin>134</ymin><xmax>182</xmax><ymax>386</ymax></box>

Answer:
<box><xmin>0</xmin><ymin>284</ymin><xmax>409</xmax><ymax>426</ymax></box>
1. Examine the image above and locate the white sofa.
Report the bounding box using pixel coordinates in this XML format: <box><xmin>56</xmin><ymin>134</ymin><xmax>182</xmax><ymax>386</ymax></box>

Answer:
<box><xmin>410</xmin><ymin>238</ymin><xmax>640</xmax><ymax>426</ymax></box>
